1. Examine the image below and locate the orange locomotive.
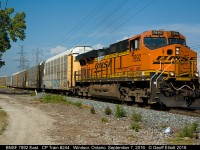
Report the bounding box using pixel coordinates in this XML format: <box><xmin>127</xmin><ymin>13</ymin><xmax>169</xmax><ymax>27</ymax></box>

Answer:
<box><xmin>75</xmin><ymin>30</ymin><xmax>200</xmax><ymax>107</ymax></box>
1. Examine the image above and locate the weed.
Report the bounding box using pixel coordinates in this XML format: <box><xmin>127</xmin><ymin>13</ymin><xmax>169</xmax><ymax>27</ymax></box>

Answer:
<box><xmin>104</xmin><ymin>106</ymin><xmax>112</xmax><ymax>115</ymax></box>
<box><xmin>101</xmin><ymin>117</ymin><xmax>109</xmax><ymax>123</ymax></box>
<box><xmin>178</xmin><ymin>122</ymin><xmax>198</xmax><ymax>138</ymax></box>
<box><xmin>90</xmin><ymin>106</ymin><xmax>96</xmax><ymax>114</ymax></box>
<box><xmin>131</xmin><ymin>122</ymin><xmax>141</xmax><ymax>132</ymax></box>
<box><xmin>115</xmin><ymin>105</ymin><xmax>127</xmax><ymax>118</ymax></box>
<box><xmin>131</xmin><ymin>112</ymin><xmax>142</xmax><ymax>122</ymax></box>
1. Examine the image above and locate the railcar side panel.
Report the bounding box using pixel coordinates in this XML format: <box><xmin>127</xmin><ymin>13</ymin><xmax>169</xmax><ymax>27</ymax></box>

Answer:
<box><xmin>0</xmin><ymin>76</ymin><xmax>6</xmax><ymax>86</ymax></box>
<box><xmin>26</xmin><ymin>65</ymin><xmax>40</xmax><ymax>89</ymax></box>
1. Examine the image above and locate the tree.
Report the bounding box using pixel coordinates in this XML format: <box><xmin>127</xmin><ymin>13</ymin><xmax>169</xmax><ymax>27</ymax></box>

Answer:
<box><xmin>0</xmin><ymin>1</ymin><xmax>26</xmax><ymax>68</ymax></box>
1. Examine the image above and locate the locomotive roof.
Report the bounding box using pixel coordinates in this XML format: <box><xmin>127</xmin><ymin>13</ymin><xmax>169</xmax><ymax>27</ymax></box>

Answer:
<box><xmin>76</xmin><ymin>39</ymin><xmax>129</xmax><ymax>61</ymax></box>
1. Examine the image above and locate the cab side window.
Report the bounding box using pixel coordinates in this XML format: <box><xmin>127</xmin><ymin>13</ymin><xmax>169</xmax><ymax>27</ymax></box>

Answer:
<box><xmin>130</xmin><ymin>38</ymin><xmax>140</xmax><ymax>50</ymax></box>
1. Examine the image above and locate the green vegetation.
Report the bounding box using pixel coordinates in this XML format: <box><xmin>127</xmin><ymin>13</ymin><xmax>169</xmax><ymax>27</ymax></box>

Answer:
<box><xmin>167</xmin><ymin>122</ymin><xmax>199</xmax><ymax>145</ymax></box>
<box><xmin>104</xmin><ymin>106</ymin><xmax>112</xmax><ymax>115</ymax></box>
<box><xmin>40</xmin><ymin>94</ymin><xmax>66</xmax><ymax>103</ymax></box>
<box><xmin>40</xmin><ymin>94</ymin><xmax>82</xmax><ymax>108</ymax></box>
<box><xmin>131</xmin><ymin>112</ymin><xmax>142</xmax><ymax>122</ymax></box>
<box><xmin>130</xmin><ymin>122</ymin><xmax>141</xmax><ymax>132</ymax></box>
<box><xmin>167</xmin><ymin>137</ymin><xmax>193</xmax><ymax>145</ymax></box>
<box><xmin>0</xmin><ymin>86</ymin><xmax>6</xmax><ymax>88</ymax></box>
<box><xmin>90</xmin><ymin>106</ymin><xmax>96</xmax><ymax>114</ymax></box>
<box><xmin>0</xmin><ymin>3</ymin><xmax>26</xmax><ymax>67</ymax></box>
<box><xmin>114</xmin><ymin>105</ymin><xmax>127</xmax><ymax>118</ymax></box>
<box><xmin>0</xmin><ymin>108</ymin><xmax>8</xmax><ymax>135</ymax></box>
<box><xmin>178</xmin><ymin>122</ymin><xmax>198</xmax><ymax>138</ymax></box>
<box><xmin>130</xmin><ymin>112</ymin><xmax>143</xmax><ymax>132</ymax></box>
<box><xmin>101</xmin><ymin>117</ymin><xmax>109</xmax><ymax>123</ymax></box>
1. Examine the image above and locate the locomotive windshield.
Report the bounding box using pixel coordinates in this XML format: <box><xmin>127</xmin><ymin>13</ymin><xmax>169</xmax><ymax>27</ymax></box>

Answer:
<box><xmin>168</xmin><ymin>38</ymin><xmax>185</xmax><ymax>46</ymax></box>
<box><xmin>144</xmin><ymin>37</ymin><xmax>167</xmax><ymax>50</ymax></box>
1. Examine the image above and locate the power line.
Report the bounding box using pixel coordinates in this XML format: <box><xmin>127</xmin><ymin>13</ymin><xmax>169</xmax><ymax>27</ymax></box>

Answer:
<box><xmin>33</xmin><ymin>48</ymin><xmax>43</xmax><ymax>64</ymax></box>
<box><xmin>70</xmin><ymin>0</ymin><xmax>130</xmax><ymax>47</ymax></box>
<box><xmin>83</xmin><ymin>0</ymin><xmax>142</xmax><ymax>45</ymax></box>
<box><xmin>91</xmin><ymin>0</ymin><xmax>154</xmax><ymax>45</ymax></box>
<box><xmin>54</xmin><ymin>0</ymin><xmax>108</xmax><ymax>46</ymax></box>
<box><xmin>14</xmin><ymin>45</ymin><xmax>29</xmax><ymax>71</ymax></box>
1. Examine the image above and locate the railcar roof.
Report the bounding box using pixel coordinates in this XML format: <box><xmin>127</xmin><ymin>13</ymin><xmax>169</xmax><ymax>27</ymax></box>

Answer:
<box><xmin>45</xmin><ymin>46</ymin><xmax>93</xmax><ymax>63</ymax></box>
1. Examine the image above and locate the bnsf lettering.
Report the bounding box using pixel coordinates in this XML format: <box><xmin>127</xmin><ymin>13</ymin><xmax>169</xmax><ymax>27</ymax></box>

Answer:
<box><xmin>95</xmin><ymin>61</ymin><xmax>111</xmax><ymax>69</ymax></box>
<box><xmin>153</xmin><ymin>56</ymin><xmax>196</xmax><ymax>64</ymax></box>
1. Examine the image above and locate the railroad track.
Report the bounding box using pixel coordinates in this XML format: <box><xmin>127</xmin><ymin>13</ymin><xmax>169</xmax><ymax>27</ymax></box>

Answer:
<box><xmin>1</xmin><ymin>88</ymin><xmax>200</xmax><ymax>118</ymax></box>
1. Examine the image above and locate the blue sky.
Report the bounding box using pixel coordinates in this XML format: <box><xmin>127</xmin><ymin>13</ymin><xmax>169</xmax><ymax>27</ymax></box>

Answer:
<box><xmin>0</xmin><ymin>0</ymin><xmax>200</xmax><ymax>76</ymax></box>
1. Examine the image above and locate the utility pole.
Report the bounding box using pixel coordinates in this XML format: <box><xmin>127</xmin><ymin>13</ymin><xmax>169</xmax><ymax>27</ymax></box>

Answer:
<box><xmin>14</xmin><ymin>45</ymin><xmax>29</xmax><ymax>71</ymax></box>
<box><xmin>33</xmin><ymin>48</ymin><xmax>42</xmax><ymax>64</ymax></box>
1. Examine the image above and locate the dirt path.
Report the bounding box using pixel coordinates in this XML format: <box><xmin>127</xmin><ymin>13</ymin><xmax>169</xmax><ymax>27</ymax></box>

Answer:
<box><xmin>0</xmin><ymin>94</ymin><xmax>56</xmax><ymax>145</ymax></box>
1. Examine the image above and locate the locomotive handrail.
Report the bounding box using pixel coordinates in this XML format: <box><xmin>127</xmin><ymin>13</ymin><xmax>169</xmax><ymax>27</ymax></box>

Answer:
<box><xmin>169</xmin><ymin>82</ymin><xmax>195</xmax><ymax>91</ymax></box>
<box><xmin>155</xmin><ymin>60</ymin><xmax>173</xmax><ymax>88</ymax></box>
<box><xmin>150</xmin><ymin>61</ymin><xmax>162</xmax><ymax>92</ymax></box>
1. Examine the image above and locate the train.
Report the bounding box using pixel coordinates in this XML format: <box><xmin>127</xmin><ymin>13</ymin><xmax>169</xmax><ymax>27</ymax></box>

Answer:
<box><xmin>0</xmin><ymin>30</ymin><xmax>200</xmax><ymax>108</ymax></box>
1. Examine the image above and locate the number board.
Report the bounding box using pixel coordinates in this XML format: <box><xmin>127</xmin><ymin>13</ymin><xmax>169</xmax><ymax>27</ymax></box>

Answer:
<box><xmin>152</xmin><ymin>30</ymin><xmax>164</xmax><ymax>35</ymax></box>
<box><xmin>171</xmin><ymin>31</ymin><xmax>179</xmax><ymax>36</ymax></box>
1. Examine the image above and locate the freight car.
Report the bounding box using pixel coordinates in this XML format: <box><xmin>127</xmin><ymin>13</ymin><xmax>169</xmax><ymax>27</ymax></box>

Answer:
<box><xmin>41</xmin><ymin>46</ymin><xmax>93</xmax><ymax>92</ymax></box>
<box><xmin>74</xmin><ymin>30</ymin><xmax>200</xmax><ymax>108</ymax></box>
<box><xmin>0</xmin><ymin>76</ymin><xmax>6</xmax><ymax>87</ymax></box>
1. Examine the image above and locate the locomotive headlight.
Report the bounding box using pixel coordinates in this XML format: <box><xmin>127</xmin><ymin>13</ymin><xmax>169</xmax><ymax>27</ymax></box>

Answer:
<box><xmin>169</xmin><ymin>72</ymin><xmax>175</xmax><ymax>77</ymax></box>
<box><xmin>175</xmin><ymin>47</ymin><xmax>180</xmax><ymax>55</ymax></box>
<box><xmin>194</xmin><ymin>72</ymin><xmax>199</xmax><ymax>78</ymax></box>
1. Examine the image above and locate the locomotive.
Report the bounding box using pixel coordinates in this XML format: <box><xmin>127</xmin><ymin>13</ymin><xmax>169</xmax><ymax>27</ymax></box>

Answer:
<box><xmin>74</xmin><ymin>30</ymin><xmax>200</xmax><ymax>107</ymax></box>
<box><xmin>0</xmin><ymin>30</ymin><xmax>200</xmax><ymax>108</ymax></box>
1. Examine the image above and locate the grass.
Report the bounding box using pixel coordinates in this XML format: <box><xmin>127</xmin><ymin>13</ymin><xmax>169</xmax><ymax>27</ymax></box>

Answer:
<box><xmin>104</xmin><ymin>106</ymin><xmax>112</xmax><ymax>115</ymax></box>
<box><xmin>90</xmin><ymin>106</ymin><xmax>96</xmax><ymax>114</ymax></box>
<box><xmin>114</xmin><ymin>105</ymin><xmax>127</xmax><ymax>118</ymax></box>
<box><xmin>40</xmin><ymin>94</ymin><xmax>66</xmax><ymax>103</ymax></box>
<box><xmin>0</xmin><ymin>108</ymin><xmax>8</xmax><ymax>135</ymax></box>
<box><xmin>40</xmin><ymin>94</ymin><xmax>82</xmax><ymax>108</ymax></box>
<box><xmin>131</xmin><ymin>112</ymin><xmax>142</xmax><ymax>122</ymax></box>
<box><xmin>0</xmin><ymin>86</ymin><xmax>6</xmax><ymax>88</ymax></box>
<box><xmin>177</xmin><ymin>122</ymin><xmax>198</xmax><ymax>139</ymax></box>
<box><xmin>167</xmin><ymin>137</ymin><xmax>193</xmax><ymax>145</ymax></box>
<box><xmin>101</xmin><ymin>117</ymin><xmax>109</xmax><ymax>123</ymax></box>
<box><xmin>167</xmin><ymin>122</ymin><xmax>199</xmax><ymax>145</ymax></box>
<box><xmin>130</xmin><ymin>112</ymin><xmax>143</xmax><ymax>132</ymax></box>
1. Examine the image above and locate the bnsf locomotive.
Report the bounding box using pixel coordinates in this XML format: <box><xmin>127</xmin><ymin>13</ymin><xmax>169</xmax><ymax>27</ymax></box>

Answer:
<box><xmin>0</xmin><ymin>30</ymin><xmax>200</xmax><ymax>108</ymax></box>
<box><xmin>74</xmin><ymin>30</ymin><xmax>200</xmax><ymax>107</ymax></box>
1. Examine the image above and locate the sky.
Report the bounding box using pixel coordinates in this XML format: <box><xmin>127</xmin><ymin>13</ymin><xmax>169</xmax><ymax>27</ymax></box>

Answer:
<box><xmin>0</xmin><ymin>0</ymin><xmax>200</xmax><ymax>76</ymax></box>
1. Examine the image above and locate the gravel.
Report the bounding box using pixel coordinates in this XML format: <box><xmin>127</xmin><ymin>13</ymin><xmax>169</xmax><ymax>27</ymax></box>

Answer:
<box><xmin>33</xmin><ymin>92</ymin><xmax>200</xmax><ymax>144</ymax></box>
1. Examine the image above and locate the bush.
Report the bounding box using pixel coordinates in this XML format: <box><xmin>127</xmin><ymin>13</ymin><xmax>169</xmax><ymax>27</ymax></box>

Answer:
<box><xmin>131</xmin><ymin>112</ymin><xmax>142</xmax><ymax>122</ymax></box>
<box><xmin>131</xmin><ymin>122</ymin><xmax>141</xmax><ymax>132</ymax></box>
<box><xmin>101</xmin><ymin>117</ymin><xmax>109</xmax><ymax>123</ymax></box>
<box><xmin>178</xmin><ymin>122</ymin><xmax>199</xmax><ymax>138</ymax></box>
<box><xmin>90</xmin><ymin>106</ymin><xmax>96</xmax><ymax>114</ymax></box>
<box><xmin>115</xmin><ymin>105</ymin><xmax>126</xmax><ymax>118</ymax></box>
<box><xmin>104</xmin><ymin>106</ymin><xmax>112</xmax><ymax>115</ymax></box>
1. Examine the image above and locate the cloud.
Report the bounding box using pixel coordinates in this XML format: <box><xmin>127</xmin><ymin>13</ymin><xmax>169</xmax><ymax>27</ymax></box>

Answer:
<box><xmin>92</xmin><ymin>44</ymin><xmax>104</xmax><ymax>50</ymax></box>
<box><xmin>50</xmin><ymin>45</ymin><xmax>67</xmax><ymax>55</ymax></box>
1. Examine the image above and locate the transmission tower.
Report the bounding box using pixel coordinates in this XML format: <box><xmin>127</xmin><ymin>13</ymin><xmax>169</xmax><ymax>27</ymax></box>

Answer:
<box><xmin>14</xmin><ymin>45</ymin><xmax>29</xmax><ymax>71</ymax></box>
<box><xmin>33</xmin><ymin>48</ymin><xmax>43</xmax><ymax>64</ymax></box>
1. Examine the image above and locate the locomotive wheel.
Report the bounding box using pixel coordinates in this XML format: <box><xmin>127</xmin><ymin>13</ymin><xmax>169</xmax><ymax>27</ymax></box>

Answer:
<box><xmin>185</xmin><ymin>97</ymin><xmax>192</xmax><ymax>107</ymax></box>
